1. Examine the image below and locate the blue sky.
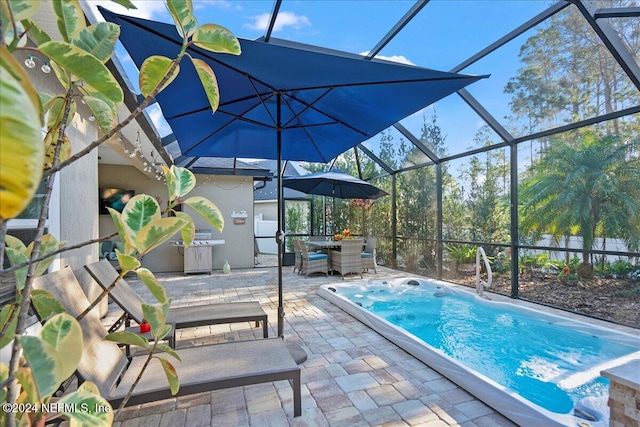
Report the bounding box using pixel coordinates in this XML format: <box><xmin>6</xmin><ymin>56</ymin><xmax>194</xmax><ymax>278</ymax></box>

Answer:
<box><xmin>87</xmin><ymin>0</ymin><xmax>552</xmax><ymax>161</ymax></box>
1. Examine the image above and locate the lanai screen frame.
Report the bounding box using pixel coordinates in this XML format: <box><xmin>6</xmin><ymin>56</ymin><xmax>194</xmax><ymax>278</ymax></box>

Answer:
<box><xmin>161</xmin><ymin>0</ymin><xmax>640</xmax><ymax>303</ymax></box>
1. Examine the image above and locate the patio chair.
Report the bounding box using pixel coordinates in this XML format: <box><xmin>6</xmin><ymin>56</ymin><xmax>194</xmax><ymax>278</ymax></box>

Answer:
<box><xmin>84</xmin><ymin>259</ymin><xmax>268</xmax><ymax>340</ymax></box>
<box><xmin>299</xmin><ymin>241</ymin><xmax>329</xmax><ymax>278</ymax></box>
<box><xmin>331</xmin><ymin>239</ymin><xmax>364</xmax><ymax>279</ymax></box>
<box><xmin>361</xmin><ymin>237</ymin><xmax>377</xmax><ymax>274</ymax></box>
<box><xmin>31</xmin><ymin>268</ymin><xmax>301</xmax><ymax>416</ymax></box>
<box><xmin>292</xmin><ymin>240</ymin><xmax>303</xmax><ymax>274</ymax></box>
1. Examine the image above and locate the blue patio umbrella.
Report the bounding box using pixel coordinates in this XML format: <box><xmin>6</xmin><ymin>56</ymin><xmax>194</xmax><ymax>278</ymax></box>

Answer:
<box><xmin>101</xmin><ymin>8</ymin><xmax>487</xmax><ymax>338</ymax></box>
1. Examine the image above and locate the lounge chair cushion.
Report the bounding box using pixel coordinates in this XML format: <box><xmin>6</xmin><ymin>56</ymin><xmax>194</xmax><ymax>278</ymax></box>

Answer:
<box><xmin>307</xmin><ymin>253</ymin><xmax>329</xmax><ymax>260</ymax></box>
<box><xmin>361</xmin><ymin>252</ymin><xmax>374</xmax><ymax>258</ymax></box>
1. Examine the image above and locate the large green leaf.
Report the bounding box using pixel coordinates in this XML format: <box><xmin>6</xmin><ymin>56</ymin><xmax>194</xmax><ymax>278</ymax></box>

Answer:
<box><xmin>156</xmin><ymin>344</ymin><xmax>181</xmax><ymax>362</ymax></box>
<box><xmin>21</xmin><ymin>18</ymin><xmax>52</xmax><ymax>45</ymax></box>
<box><xmin>192</xmin><ymin>24</ymin><xmax>241</xmax><ymax>55</ymax></box>
<box><xmin>121</xmin><ymin>194</ymin><xmax>161</xmax><ymax>244</ymax></box>
<box><xmin>157</xmin><ymin>356</ymin><xmax>180</xmax><ymax>395</ymax></box>
<box><xmin>190</xmin><ymin>57</ymin><xmax>219</xmax><ymax>113</ymax></box>
<box><xmin>18</xmin><ymin>335</ymin><xmax>64</xmax><ymax>398</ymax></box>
<box><xmin>116</xmin><ymin>253</ymin><xmax>141</xmax><ymax>273</ymax></box>
<box><xmin>40</xmin><ymin>313</ymin><xmax>83</xmax><ymax>380</ymax></box>
<box><xmin>83</xmin><ymin>95</ymin><xmax>116</xmax><ymax>132</ymax></box>
<box><xmin>135</xmin><ymin>268</ymin><xmax>168</xmax><ymax>304</ymax></box>
<box><xmin>139</xmin><ymin>55</ymin><xmax>179</xmax><ymax>97</ymax></box>
<box><xmin>72</xmin><ymin>22</ymin><xmax>119</xmax><ymax>63</ymax></box>
<box><xmin>136</xmin><ymin>217</ymin><xmax>187</xmax><ymax>255</ymax></box>
<box><xmin>167</xmin><ymin>165</ymin><xmax>196</xmax><ymax>201</ymax></box>
<box><xmin>184</xmin><ymin>196</ymin><xmax>224</xmax><ymax>232</ymax></box>
<box><xmin>110</xmin><ymin>0</ymin><xmax>136</xmax><ymax>8</ymax></box>
<box><xmin>45</xmin><ymin>95</ymin><xmax>75</xmax><ymax>131</ymax></box>
<box><xmin>0</xmin><ymin>362</ymin><xmax>7</xmax><ymax>404</ymax></box>
<box><xmin>39</xmin><ymin>41</ymin><xmax>123</xmax><ymax>103</ymax></box>
<box><xmin>2</xmin><ymin>0</ymin><xmax>41</xmax><ymax>22</ymax></box>
<box><xmin>107</xmin><ymin>208</ymin><xmax>135</xmax><ymax>255</ymax></box>
<box><xmin>31</xmin><ymin>289</ymin><xmax>66</xmax><ymax>320</ymax></box>
<box><xmin>166</xmin><ymin>0</ymin><xmax>196</xmax><ymax>38</ymax></box>
<box><xmin>4</xmin><ymin>247</ymin><xmax>28</xmax><ymax>290</ymax></box>
<box><xmin>0</xmin><ymin>44</ymin><xmax>44</xmax><ymax>220</ymax></box>
<box><xmin>176</xmin><ymin>211</ymin><xmax>195</xmax><ymax>246</ymax></box>
<box><xmin>52</xmin><ymin>0</ymin><xmax>85</xmax><ymax>42</ymax></box>
<box><xmin>58</xmin><ymin>381</ymin><xmax>114</xmax><ymax>426</ymax></box>
<box><xmin>105</xmin><ymin>330</ymin><xmax>149</xmax><ymax>348</ymax></box>
<box><xmin>0</xmin><ymin>304</ymin><xmax>18</xmax><ymax>349</ymax></box>
<box><xmin>141</xmin><ymin>303</ymin><xmax>165</xmax><ymax>337</ymax></box>
<box><xmin>30</xmin><ymin>233</ymin><xmax>65</xmax><ymax>277</ymax></box>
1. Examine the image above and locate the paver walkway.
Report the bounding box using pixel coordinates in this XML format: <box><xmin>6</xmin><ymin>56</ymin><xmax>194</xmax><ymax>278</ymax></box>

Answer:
<box><xmin>110</xmin><ymin>265</ymin><xmax>518</xmax><ymax>427</ymax></box>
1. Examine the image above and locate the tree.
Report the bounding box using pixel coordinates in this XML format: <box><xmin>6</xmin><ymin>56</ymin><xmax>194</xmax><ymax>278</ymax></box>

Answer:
<box><xmin>519</xmin><ymin>132</ymin><xmax>640</xmax><ymax>277</ymax></box>
<box><xmin>1</xmin><ymin>0</ymin><xmax>239</xmax><ymax>424</ymax></box>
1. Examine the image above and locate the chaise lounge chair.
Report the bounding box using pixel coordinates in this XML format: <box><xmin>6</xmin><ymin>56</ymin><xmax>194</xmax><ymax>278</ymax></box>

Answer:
<box><xmin>32</xmin><ymin>268</ymin><xmax>301</xmax><ymax>416</ymax></box>
<box><xmin>85</xmin><ymin>259</ymin><xmax>268</xmax><ymax>340</ymax></box>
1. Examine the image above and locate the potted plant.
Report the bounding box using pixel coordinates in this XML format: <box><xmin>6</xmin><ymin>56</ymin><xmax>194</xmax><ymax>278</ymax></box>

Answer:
<box><xmin>446</xmin><ymin>244</ymin><xmax>477</xmax><ymax>273</ymax></box>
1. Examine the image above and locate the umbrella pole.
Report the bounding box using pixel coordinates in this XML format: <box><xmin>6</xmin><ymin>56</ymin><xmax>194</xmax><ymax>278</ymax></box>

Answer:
<box><xmin>276</xmin><ymin>93</ymin><xmax>284</xmax><ymax>338</ymax></box>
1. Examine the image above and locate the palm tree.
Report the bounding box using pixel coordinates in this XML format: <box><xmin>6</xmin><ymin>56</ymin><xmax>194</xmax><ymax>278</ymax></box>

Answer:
<box><xmin>519</xmin><ymin>132</ymin><xmax>640</xmax><ymax>277</ymax></box>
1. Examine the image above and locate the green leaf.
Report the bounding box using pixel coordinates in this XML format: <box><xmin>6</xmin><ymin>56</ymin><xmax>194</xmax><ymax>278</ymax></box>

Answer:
<box><xmin>45</xmin><ymin>96</ymin><xmax>75</xmax><ymax>131</ymax></box>
<box><xmin>184</xmin><ymin>196</ymin><xmax>224</xmax><ymax>232</ymax></box>
<box><xmin>4</xmin><ymin>247</ymin><xmax>28</xmax><ymax>291</ymax></box>
<box><xmin>52</xmin><ymin>0</ymin><xmax>85</xmax><ymax>42</ymax></box>
<box><xmin>176</xmin><ymin>211</ymin><xmax>195</xmax><ymax>246</ymax></box>
<box><xmin>18</xmin><ymin>335</ymin><xmax>64</xmax><ymax>398</ymax></box>
<box><xmin>157</xmin><ymin>356</ymin><xmax>180</xmax><ymax>395</ymax></box>
<box><xmin>0</xmin><ymin>362</ymin><xmax>7</xmax><ymax>404</ymax></box>
<box><xmin>192</xmin><ymin>24</ymin><xmax>241</xmax><ymax>55</ymax></box>
<box><xmin>3</xmin><ymin>0</ymin><xmax>41</xmax><ymax>22</ymax></box>
<box><xmin>135</xmin><ymin>268</ymin><xmax>168</xmax><ymax>304</ymax></box>
<box><xmin>40</xmin><ymin>313</ymin><xmax>83</xmax><ymax>380</ymax></box>
<box><xmin>39</xmin><ymin>41</ymin><xmax>123</xmax><ymax>103</ymax></box>
<box><xmin>115</xmin><ymin>253</ymin><xmax>140</xmax><ymax>272</ymax></box>
<box><xmin>72</xmin><ymin>22</ymin><xmax>120</xmax><ymax>63</ymax></box>
<box><xmin>32</xmin><ymin>233</ymin><xmax>65</xmax><ymax>277</ymax></box>
<box><xmin>58</xmin><ymin>381</ymin><xmax>114</xmax><ymax>426</ymax></box>
<box><xmin>191</xmin><ymin>57</ymin><xmax>219</xmax><ymax>113</ymax></box>
<box><xmin>84</xmin><ymin>95</ymin><xmax>117</xmax><ymax>132</ymax></box>
<box><xmin>136</xmin><ymin>217</ymin><xmax>188</xmax><ymax>255</ymax></box>
<box><xmin>156</xmin><ymin>323</ymin><xmax>173</xmax><ymax>342</ymax></box>
<box><xmin>141</xmin><ymin>304</ymin><xmax>165</xmax><ymax>337</ymax></box>
<box><xmin>0</xmin><ymin>44</ymin><xmax>45</xmax><ymax>220</ymax></box>
<box><xmin>105</xmin><ymin>330</ymin><xmax>149</xmax><ymax>348</ymax></box>
<box><xmin>0</xmin><ymin>304</ymin><xmax>18</xmax><ymax>349</ymax></box>
<box><xmin>110</xmin><ymin>0</ymin><xmax>137</xmax><ymax>8</ymax></box>
<box><xmin>167</xmin><ymin>166</ymin><xmax>196</xmax><ymax>200</ymax></box>
<box><xmin>31</xmin><ymin>289</ymin><xmax>66</xmax><ymax>320</ymax></box>
<box><xmin>107</xmin><ymin>208</ymin><xmax>135</xmax><ymax>255</ymax></box>
<box><xmin>121</xmin><ymin>194</ymin><xmax>162</xmax><ymax>244</ymax></box>
<box><xmin>139</xmin><ymin>55</ymin><xmax>179</xmax><ymax>97</ymax></box>
<box><xmin>157</xmin><ymin>344</ymin><xmax>181</xmax><ymax>361</ymax></box>
<box><xmin>166</xmin><ymin>0</ymin><xmax>196</xmax><ymax>38</ymax></box>
<box><xmin>21</xmin><ymin>18</ymin><xmax>52</xmax><ymax>45</ymax></box>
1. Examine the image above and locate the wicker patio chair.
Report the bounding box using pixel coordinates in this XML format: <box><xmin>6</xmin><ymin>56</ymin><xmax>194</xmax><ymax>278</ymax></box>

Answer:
<box><xmin>300</xmin><ymin>241</ymin><xmax>329</xmax><ymax>278</ymax></box>
<box><xmin>331</xmin><ymin>239</ymin><xmax>364</xmax><ymax>279</ymax></box>
<box><xmin>31</xmin><ymin>267</ymin><xmax>301</xmax><ymax>416</ymax></box>
<box><xmin>361</xmin><ymin>237</ymin><xmax>377</xmax><ymax>274</ymax></box>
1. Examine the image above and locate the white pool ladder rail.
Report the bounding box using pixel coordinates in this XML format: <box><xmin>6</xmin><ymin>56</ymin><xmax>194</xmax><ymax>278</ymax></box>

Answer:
<box><xmin>475</xmin><ymin>247</ymin><xmax>492</xmax><ymax>298</ymax></box>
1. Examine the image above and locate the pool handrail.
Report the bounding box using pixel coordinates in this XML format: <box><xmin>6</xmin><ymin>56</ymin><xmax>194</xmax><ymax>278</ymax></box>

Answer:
<box><xmin>475</xmin><ymin>246</ymin><xmax>492</xmax><ymax>298</ymax></box>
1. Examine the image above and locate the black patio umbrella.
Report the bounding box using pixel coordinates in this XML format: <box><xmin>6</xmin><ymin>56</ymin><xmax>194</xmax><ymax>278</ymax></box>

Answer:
<box><xmin>283</xmin><ymin>171</ymin><xmax>388</xmax><ymax>235</ymax></box>
<box><xmin>101</xmin><ymin>8</ymin><xmax>487</xmax><ymax>338</ymax></box>
<box><xmin>283</xmin><ymin>171</ymin><xmax>388</xmax><ymax>200</ymax></box>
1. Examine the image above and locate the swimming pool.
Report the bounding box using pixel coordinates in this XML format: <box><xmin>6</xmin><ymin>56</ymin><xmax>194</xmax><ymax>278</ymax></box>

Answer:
<box><xmin>318</xmin><ymin>277</ymin><xmax>640</xmax><ymax>427</ymax></box>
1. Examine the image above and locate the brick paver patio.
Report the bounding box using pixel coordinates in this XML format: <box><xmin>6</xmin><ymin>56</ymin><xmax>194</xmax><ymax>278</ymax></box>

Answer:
<box><xmin>110</xmin><ymin>265</ymin><xmax>520</xmax><ymax>427</ymax></box>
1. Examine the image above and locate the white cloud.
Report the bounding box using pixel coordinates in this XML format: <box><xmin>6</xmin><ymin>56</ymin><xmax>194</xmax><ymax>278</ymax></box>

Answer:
<box><xmin>360</xmin><ymin>51</ymin><xmax>415</xmax><ymax>66</ymax></box>
<box><xmin>86</xmin><ymin>1</ymin><xmax>167</xmax><ymax>21</ymax></box>
<box><xmin>244</xmin><ymin>11</ymin><xmax>311</xmax><ymax>32</ymax></box>
<box><xmin>194</xmin><ymin>1</ymin><xmax>232</xmax><ymax>11</ymax></box>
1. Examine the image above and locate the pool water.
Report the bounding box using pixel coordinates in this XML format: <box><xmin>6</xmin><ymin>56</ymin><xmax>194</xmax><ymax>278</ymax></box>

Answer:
<box><xmin>327</xmin><ymin>278</ymin><xmax>640</xmax><ymax>419</ymax></box>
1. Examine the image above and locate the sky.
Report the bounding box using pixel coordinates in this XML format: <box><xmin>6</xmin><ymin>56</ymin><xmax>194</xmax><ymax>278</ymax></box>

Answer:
<box><xmin>86</xmin><ymin>0</ymin><xmax>553</xmax><ymax>161</ymax></box>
